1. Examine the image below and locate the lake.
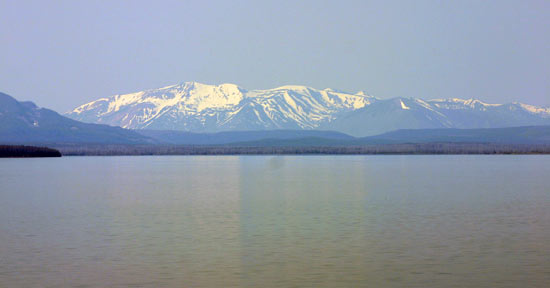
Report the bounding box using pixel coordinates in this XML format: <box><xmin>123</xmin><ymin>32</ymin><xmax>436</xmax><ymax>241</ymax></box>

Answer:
<box><xmin>0</xmin><ymin>155</ymin><xmax>549</xmax><ymax>287</ymax></box>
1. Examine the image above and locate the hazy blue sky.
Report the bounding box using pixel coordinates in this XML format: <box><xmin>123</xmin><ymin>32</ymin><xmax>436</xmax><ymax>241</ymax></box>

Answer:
<box><xmin>1</xmin><ymin>0</ymin><xmax>549</xmax><ymax>111</ymax></box>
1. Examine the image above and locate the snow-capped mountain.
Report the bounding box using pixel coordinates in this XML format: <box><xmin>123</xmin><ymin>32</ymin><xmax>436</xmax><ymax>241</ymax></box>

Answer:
<box><xmin>66</xmin><ymin>82</ymin><xmax>550</xmax><ymax>136</ymax></box>
<box><xmin>67</xmin><ymin>82</ymin><xmax>374</xmax><ymax>132</ymax></box>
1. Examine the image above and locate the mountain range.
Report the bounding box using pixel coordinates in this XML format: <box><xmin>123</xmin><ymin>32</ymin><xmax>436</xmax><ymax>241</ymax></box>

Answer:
<box><xmin>2</xmin><ymin>87</ymin><xmax>550</xmax><ymax>147</ymax></box>
<box><xmin>67</xmin><ymin>82</ymin><xmax>550</xmax><ymax>137</ymax></box>
<box><xmin>0</xmin><ymin>92</ymin><xmax>357</xmax><ymax>145</ymax></box>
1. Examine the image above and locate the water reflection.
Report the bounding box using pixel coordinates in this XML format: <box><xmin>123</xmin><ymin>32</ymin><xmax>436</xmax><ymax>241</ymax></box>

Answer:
<box><xmin>0</xmin><ymin>156</ymin><xmax>548</xmax><ymax>287</ymax></box>
<box><xmin>238</xmin><ymin>156</ymin><xmax>370</xmax><ymax>286</ymax></box>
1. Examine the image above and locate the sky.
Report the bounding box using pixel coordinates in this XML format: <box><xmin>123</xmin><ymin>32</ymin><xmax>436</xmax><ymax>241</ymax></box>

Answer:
<box><xmin>1</xmin><ymin>0</ymin><xmax>549</xmax><ymax>112</ymax></box>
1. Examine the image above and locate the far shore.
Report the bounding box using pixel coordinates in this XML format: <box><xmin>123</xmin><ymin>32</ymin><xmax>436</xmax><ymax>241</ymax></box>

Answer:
<box><xmin>47</xmin><ymin>143</ymin><xmax>550</xmax><ymax>156</ymax></box>
<box><xmin>0</xmin><ymin>145</ymin><xmax>62</xmax><ymax>158</ymax></box>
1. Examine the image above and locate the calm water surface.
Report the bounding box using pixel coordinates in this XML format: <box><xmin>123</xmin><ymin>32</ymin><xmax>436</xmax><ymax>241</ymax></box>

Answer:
<box><xmin>0</xmin><ymin>155</ymin><xmax>549</xmax><ymax>287</ymax></box>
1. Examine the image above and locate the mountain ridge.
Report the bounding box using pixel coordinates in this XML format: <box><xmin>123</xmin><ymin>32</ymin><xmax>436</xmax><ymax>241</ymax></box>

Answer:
<box><xmin>221</xmin><ymin>126</ymin><xmax>550</xmax><ymax>147</ymax></box>
<box><xmin>66</xmin><ymin>82</ymin><xmax>550</xmax><ymax>136</ymax></box>
<box><xmin>137</xmin><ymin>129</ymin><xmax>353</xmax><ymax>145</ymax></box>
<box><xmin>0</xmin><ymin>92</ymin><xmax>154</xmax><ymax>144</ymax></box>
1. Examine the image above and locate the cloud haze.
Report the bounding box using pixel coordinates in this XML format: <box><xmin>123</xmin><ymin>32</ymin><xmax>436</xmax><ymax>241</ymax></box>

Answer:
<box><xmin>1</xmin><ymin>0</ymin><xmax>549</xmax><ymax>111</ymax></box>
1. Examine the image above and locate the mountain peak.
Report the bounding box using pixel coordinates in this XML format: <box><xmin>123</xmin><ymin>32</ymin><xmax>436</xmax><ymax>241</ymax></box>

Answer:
<box><xmin>272</xmin><ymin>85</ymin><xmax>313</xmax><ymax>91</ymax></box>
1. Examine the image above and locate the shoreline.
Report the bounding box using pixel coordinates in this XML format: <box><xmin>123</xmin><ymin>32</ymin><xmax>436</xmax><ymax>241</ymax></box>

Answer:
<box><xmin>52</xmin><ymin>143</ymin><xmax>550</xmax><ymax>156</ymax></box>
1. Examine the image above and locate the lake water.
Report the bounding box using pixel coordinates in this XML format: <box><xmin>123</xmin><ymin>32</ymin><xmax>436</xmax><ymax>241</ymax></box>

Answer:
<box><xmin>0</xmin><ymin>155</ymin><xmax>549</xmax><ymax>287</ymax></box>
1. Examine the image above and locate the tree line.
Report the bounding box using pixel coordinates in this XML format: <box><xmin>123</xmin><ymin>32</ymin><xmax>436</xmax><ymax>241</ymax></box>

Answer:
<box><xmin>53</xmin><ymin>143</ymin><xmax>550</xmax><ymax>156</ymax></box>
<box><xmin>0</xmin><ymin>145</ymin><xmax>62</xmax><ymax>157</ymax></box>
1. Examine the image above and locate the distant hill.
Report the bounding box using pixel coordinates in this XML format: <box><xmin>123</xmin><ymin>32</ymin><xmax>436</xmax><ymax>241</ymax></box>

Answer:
<box><xmin>0</xmin><ymin>92</ymin><xmax>154</xmax><ymax>144</ymax></box>
<box><xmin>364</xmin><ymin>126</ymin><xmax>550</xmax><ymax>145</ymax></box>
<box><xmin>223</xmin><ymin>126</ymin><xmax>550</xmax><ymax>146</ymax></box>
<box><xmin>137</xmin><ymin>129</ymin><xmax>353</xmax><ymax>145</ymax></box>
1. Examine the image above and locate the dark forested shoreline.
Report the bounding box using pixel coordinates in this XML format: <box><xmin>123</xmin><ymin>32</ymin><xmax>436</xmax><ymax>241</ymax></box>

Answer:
<box><xmin>53</xmin><ymin>143</ymin><xmax>550</xmax><ymax>156</ymax></box>
<box><xmin>0</xmin><ymin>145</ymin><xmax>62</xmax><ymax>158</ymax></box>
<box><xmin>3</xmin><ymin>142</ymin><xmax>549</xmax><ymax>157</ymax></box>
